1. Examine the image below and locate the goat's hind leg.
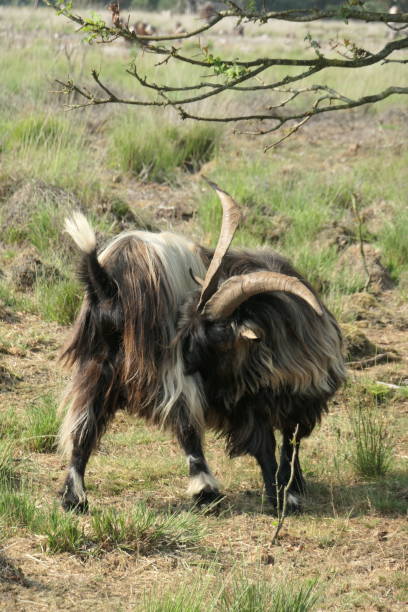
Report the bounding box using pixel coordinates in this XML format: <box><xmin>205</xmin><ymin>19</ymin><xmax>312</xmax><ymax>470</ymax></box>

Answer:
<box><xmin>175</xmin><ymin>411</ymin><xmax>220</xmax><ymax>506</ymax></box>
<box><xmin>59</xmin><ymin>367</ymin><xmax>121</xmax><ymax>512</ymax></box>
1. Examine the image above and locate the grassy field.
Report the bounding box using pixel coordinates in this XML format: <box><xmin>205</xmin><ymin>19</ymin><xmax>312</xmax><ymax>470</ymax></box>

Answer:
<box><xmin>0</xmin><ymin>6</ymin><xmax>408</xmax><ymax>611</ymax></box>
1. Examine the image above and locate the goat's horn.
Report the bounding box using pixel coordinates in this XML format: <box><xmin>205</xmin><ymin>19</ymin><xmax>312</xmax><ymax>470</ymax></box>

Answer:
<box><xmin>197</xmin><ymin>178</ymin><xmax>241</xmax><ymax>311</ymax></box>
<box><xmin>202</xmin><ymin>271</ymin><xmax>323</xmax><ymax>319</ymax></box>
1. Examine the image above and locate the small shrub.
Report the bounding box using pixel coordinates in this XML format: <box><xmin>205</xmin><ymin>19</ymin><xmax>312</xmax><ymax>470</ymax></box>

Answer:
<box><xmin>24</xmin><ymin>394</ymin><xmax>60</xmax><ymax>453</ymax></box>
<box><xmin>349</xmin><ymin>400</ymin><xmax>393</xmax><ymax>478</ymax></box>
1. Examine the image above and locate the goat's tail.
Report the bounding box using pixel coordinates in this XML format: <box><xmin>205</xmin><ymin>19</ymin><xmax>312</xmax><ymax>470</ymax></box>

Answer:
<box><xmin>65</xmin><ymin>211</ymin><xmax>116</xmax><ymax>302</ymax></box>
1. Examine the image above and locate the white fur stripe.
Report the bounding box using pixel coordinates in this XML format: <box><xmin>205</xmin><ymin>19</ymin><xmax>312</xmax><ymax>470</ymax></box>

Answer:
<box><xmin>287</xmin><ymin>492</ymin><xmax>299</xmax><ymax>506</ymax></box>
<box><xmin>187</xmin><ymin>471</ymin><xmax>219</xmax><ymax>496</ymax></box>
<box><xmin>69</xmin><ymin>467</ymin><xmax>87</xmax><ymax>503</ymax></box>
<box><xmin>65</xmin><ymin>211</ymin><xmax>96</xmax><ymax>254</ymax></box>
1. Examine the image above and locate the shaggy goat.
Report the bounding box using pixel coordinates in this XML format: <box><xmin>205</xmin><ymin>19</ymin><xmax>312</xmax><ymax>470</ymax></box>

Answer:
<box><xmin>59</xmin><ymin>182</ymin><xmax>346</xmax><ymax>513</ymax></box>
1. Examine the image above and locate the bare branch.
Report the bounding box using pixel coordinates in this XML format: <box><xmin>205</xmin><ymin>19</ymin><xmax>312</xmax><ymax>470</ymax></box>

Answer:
<box><xmin>271</xmin><ymin>424</ymin><xmax>300</xmax><ymax>545</ymax></box>
<box><xmin>47</xmin><ymin>0</ymin><xmax>408</xmax><ymax>144</ymax></box>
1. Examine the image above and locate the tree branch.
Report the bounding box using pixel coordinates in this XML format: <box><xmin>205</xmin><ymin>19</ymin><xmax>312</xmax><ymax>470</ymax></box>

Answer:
<box><xmin>47</xmin><ymin>0</ymin><xmax>408</xmax><ymax>144</ymax></box>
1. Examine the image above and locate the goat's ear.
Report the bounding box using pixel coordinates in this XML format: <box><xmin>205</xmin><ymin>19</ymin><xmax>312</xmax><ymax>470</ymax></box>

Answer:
<box><xmin>238</xmin><ymin>324</ymin><xmax>262</xmax><ymax>341</ymax></box>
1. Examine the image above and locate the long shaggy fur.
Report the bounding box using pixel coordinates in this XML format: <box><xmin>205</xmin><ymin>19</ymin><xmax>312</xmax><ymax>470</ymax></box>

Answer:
<box><xmin>178</xmin><ymin>246</ymin><xmax>346</xmax><ymax>457</ymax></box>
<box><xmin>59</xmin><ymin>224</ymin><xmax>206</xmax><ymax>457</ymax></box>
<box><xmin>59</xmin><ymin>213</ymin><xmax>346</xmax><ymax>513</ymax></box>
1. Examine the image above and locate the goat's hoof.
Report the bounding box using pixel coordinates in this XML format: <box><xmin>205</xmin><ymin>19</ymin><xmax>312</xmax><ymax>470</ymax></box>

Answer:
<box><xmin>193</xmin><ymin>487</ymin><xmax>224</xmax><ymax>510</ymax></box>
<box><xmin>291</xmin><ymin>478</ymin><xmax>306</xmax><ymax>496</ymax></box>
<box><xmin>60</xmin><ymin>490</ymin><xmax>89</xmax><ymax>514</ymax></box>
<box><xmin>270</xmin><ymin>492</ymin><xmax>303</xmax><ymax>515</ymax></box>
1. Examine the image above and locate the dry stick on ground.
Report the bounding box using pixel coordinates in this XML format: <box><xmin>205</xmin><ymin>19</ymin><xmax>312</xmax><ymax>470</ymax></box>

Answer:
<box><xmin>347</xmin><ymin>352</ymin><xmax>399</xmax><ymax>369</ymax></box>
<box><xmin>272</xmin><ymin>424</ymin><xmax>299</xmax><ymax>546</ymax></box>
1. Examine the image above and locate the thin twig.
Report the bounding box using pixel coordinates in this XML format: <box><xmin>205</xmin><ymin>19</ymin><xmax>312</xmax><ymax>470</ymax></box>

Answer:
<box><xmin>271</xmin><ymin>424</ymin><xmax>299</xmax><ymax>545</ymax></box>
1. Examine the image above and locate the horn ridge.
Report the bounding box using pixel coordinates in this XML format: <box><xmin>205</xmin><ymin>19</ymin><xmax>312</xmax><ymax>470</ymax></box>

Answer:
<box><xmin>202</xmin><ymin>271</ymin><xmax>323</xmax><ymax>319</ymax></box>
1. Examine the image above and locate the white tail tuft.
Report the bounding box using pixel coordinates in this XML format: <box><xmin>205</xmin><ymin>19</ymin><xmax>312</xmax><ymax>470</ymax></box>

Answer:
<box><xmin>65</xmin><ymin>211</ymin><xmax>96</xmax><ymax>254</ymax></box>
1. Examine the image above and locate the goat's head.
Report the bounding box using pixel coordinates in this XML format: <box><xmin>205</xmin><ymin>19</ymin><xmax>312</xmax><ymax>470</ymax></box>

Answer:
<box><xmin>178</xmin><ymin>180</ymin><xmax>324</xmax><ymax>380</ymax></box>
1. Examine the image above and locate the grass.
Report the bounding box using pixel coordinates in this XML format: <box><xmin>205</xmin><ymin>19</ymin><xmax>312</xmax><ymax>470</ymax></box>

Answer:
<box><xmin>109</xmin><ymin>112</ymin><xmax>220</xmax><ymax>182</ymax></box>
<box><xmin>143</xmin><ymin>576</ymin><xmax>319</xmax><ymax>612</ymax></box>
<box><xmin>43</xmin><ymin>506</ymin><xmax>86</xmax><ymax>554</ymax></box>
<box><xmin>90</xmin><ymin>503</ymin><xmax>205</xmax><ymax>554</ymax></box>
<box><xmin>23</xmin><ymin>393</ymin><xmax>60</xmax><ymax>453</ymax></box>
<box><xmin>34</xmin><ymin>276</ymin><xmax>82</xmax><ymax>325</ymax></box>
<box><xmin>348</xmin><ymin>399</ymin><xmax>393</xmax><ymax>479</ymax></box>
<box><xmin>0</xmin><ymin>441</ymin><xmax>18</xmax><ymax>489</ymax></box>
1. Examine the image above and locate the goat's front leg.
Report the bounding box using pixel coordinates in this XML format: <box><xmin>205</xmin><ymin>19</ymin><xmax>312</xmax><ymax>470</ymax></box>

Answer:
<box><xmin>236</xmin><ymin>422</ymin><xmax>299</xmax><ymax>514</ymax></box>
<box><xmin>175</xmin><ymin>419</ymin><xmax>220</xmax><ymax>506</ymax></box>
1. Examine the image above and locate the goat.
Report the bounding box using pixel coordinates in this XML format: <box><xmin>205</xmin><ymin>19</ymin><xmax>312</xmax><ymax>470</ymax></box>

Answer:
<box><xmin>58</xmin><ymin>182</ymin><xmax>346</xmax><ymax>513</ymax></box>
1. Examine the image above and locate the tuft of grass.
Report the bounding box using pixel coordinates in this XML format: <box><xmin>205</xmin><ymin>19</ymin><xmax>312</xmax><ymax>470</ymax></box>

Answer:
<box><xmin>34</xmin><ymin>276</ymin><xmax>81</xmax><ymax>325</ymax></box>
<box><xmin>378</xmin><ymin>206</ymin><xmax>408</xmax><ymax>282</ymax></box>
<box><xmin>90</xmin><ymin>503</ymin><xmax>205</xmax><ymax>554</ymax></box>
<box><xmin>5</xmin><ymin>114</ymin><xmax>74</xmax><ymax>150</ymax></box>
<box><xmin>348</xmin><ymin>399</ymin><xmax>393</xmax><ymax>479</ymax></box>
<box><xmin>27</xmin><ymin>205</ymin><xmax>62</xmax><ymax>254</ymax></box>
<box><xmin>0</xmin><ymin>441</ymin><xmax>18</xmax><ymax>490</ymax></box>
<box><xmin>143</xmin><ymin>576</ymin><xmax>319</xmax><ymax>612</ymax></box>
<box><xmin>23</xmin><ymin>394</ymin><xmax>60</xmax><ymax>453</ymax></box>
<box><xmin>0</xmin><ymin>490</ymin><xmax>38</xmax><ymax>531</ymax></box>
<box><xmin>219</xmin><ymin>576</ymin><xmax>319</xmax><ymax>612</ymax></box>
<box><xmin>0</xmin><ymin>408</ymin><xmax>21</xmax><ymax>441</ymax></box>
<box><xmin>109</xmin><ymin>113</ymin><xmax>220</xmax><ymax>182</ymax></box>
<box><xmin>43</xmin><ymin>506</ymin><xmax>86</xmax><ymax>554</ymax></box>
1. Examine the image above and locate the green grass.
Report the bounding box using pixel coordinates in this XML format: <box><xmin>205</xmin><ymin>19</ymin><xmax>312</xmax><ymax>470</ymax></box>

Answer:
<box><xmin>349</xmin><ymin>406</ymin><xmax>393</xmax><ymax>479</ymax></box>
<box><xmin>90</xmin><ymin>503</ymin><xmax>205</xmax><ymax>554</ymax></box>
<box><xmin>109</xmin><ymin>112</ymin><xmax>220</xmax><ymax>182</ymax></box>
<box><xmin>220</xmin><ymin>577</ymin><xmax>319</xmax><ymax>612</ymax></box>
<box><xmin>143</xmin><ymin>576</ymin><xmax>319</xmax><ymax>612</ymax></box>
<box><xmin>34</xmin><ymin>276</ymin><xmax>82</xmax><ymax>325</ymax></box>
<box><xmin>0</xmin><ymin>489</ymin><xmax>38</xmax><ymax>532</ymax></box>
<box><xmin>23</xmin><ymin>394</ymin><xmax>60</xmax><ymax>453</ymax></box>
<box><xmin>43</xmin><ymin>506</ymin><xmax>86</xmax><ymax>554</ymax></box>
<box><xmin>0</xmin><ymin>441</ymin><xmax>18</xmax><ymax>490</ymax></box>
<box><xmin>347</xmin><ymin>389</ymin><xmax>393</xmax><ymax>479</ymax></box>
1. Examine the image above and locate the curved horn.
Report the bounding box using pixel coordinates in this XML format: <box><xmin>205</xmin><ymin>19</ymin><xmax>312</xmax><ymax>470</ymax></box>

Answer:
<box><xmin>202</xmin><ymin>271</ymin><xmax>323</xmax><ymax>319</ymax></box>
<box><xmin>197</xmin><ymin>178</ymin><xmax>241</xmax><ymax>311</ymax></box>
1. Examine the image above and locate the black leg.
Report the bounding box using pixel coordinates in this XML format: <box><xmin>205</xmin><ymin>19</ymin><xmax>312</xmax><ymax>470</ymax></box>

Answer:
<box><xmin>175</xmin><ymin>414</ymin><xmax>220</xmax><ymax>506</ymax></box>
<box><xmin>245</xmin><ymin>426</ymin><xmax>279</xmax><ymax>505</ymax></box>
<box><xmin>228</xmin><ymin>417</ymin><xmax>301</xmax><ymax>514</ymax></box>
<box><xmin>60</xmin><ymin>366</ymin><xmax>122</xmax><ymax>513</ymax></box>
<box><xmin>60</xmin><ymin>426</ymin><xmax>97</xmax><ymax>513</ymax></box>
